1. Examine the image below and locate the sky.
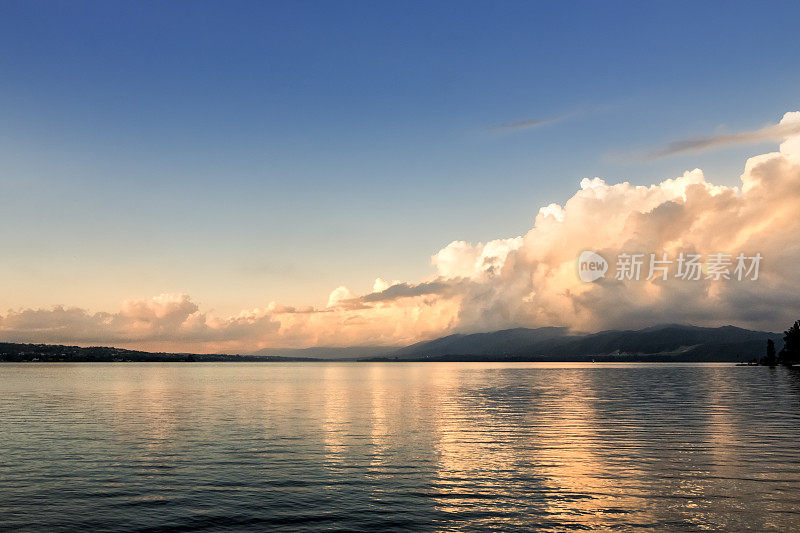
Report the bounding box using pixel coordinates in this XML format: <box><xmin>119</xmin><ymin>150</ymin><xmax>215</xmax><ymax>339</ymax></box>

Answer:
<box><xmin>2</xmin><ymin>1</ymin><xmax>800</xmax><ymax>352</ymax></box>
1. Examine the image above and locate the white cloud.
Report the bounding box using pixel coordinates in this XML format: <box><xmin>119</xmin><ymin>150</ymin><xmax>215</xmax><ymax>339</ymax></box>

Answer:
<box><xmin>327</xmin><ymin>286</ymin><xmax>355</xmax><ymax>308</ymax></box>
<box><xmin>431</xmin><ymin>237</ymin><xmax>523</xmax><ymax>279</ymax></box>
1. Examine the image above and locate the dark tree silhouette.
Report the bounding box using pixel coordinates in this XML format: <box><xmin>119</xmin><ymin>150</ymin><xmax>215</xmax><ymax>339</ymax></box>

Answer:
<box><xmin>779</xmin><ymin>320</ymin><xmax>800</xmax><ymax>366</ymax></box>
<box><xmin>763</xmin><ymin>339</ymin><xmax>777</xmax><ymax>366</ymax></box>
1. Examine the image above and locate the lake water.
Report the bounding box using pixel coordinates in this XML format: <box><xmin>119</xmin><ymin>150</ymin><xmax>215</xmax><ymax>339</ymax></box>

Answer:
<box><xmin>2</xmin><ymin>362</ymin><xmax>800</xmax><ymax>532</ymax></box>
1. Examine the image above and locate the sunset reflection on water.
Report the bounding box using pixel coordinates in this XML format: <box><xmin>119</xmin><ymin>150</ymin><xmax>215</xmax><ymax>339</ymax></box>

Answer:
<box><xmin>2</xmin><ymin>362</ymin><xmax>800</xmax><ymax>531</ymax></box>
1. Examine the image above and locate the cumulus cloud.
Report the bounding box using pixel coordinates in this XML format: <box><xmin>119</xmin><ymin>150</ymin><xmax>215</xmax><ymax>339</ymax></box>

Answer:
<box><xmin>0</xmin><ymin>293</ymin><xmax>280</xmax><ymax>350</ymax></box>
<box><xmin>3</xmin><ymin>112</ymin><xmax>800</xmax><ymax>352</ymax></box>
<box><xmin>432</xmin><ymin>237</ymin><xmax>523</xmax><ymax>279</ymax></box>
<box><xmin>327</xmin><ymin>286</ymin><xmax>356</xmax><ymax>308</ymax></box>
<box><xmin>442</xmin><ymin>112</ymin><xmax>800</xmax><ymax>333</ymax></box>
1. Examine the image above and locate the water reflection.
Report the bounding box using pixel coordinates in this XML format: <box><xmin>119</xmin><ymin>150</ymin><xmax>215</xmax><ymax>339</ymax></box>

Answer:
<box><xmin>1</xmin><ymin>362</ymin><xmax>799</xmax><ymax>531</ymax></box>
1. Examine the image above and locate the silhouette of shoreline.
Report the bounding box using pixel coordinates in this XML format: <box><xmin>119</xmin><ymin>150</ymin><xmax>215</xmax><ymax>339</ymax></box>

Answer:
<box><xmin>0</xmin><ymin>343</ymin><xmax>322</xmax><ymax>363</ymax></box>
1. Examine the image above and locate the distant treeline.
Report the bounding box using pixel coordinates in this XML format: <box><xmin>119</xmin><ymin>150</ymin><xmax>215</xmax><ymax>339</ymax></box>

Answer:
<box><xmin>0</xmin><ymin>343</ymin><xmax>316</xmax><ymax>363</ymax></box>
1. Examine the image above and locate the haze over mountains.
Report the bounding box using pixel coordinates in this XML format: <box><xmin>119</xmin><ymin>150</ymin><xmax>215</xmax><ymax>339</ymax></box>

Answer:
<box><xmin>255</xmin><ymin>324</ymin><xmax>782</xmax><ymax>362</ymax></box>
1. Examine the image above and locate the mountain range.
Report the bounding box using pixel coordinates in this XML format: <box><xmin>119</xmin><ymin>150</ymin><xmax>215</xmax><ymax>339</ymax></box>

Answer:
<box><xmin>255</xmin><ymin>324</ymin><xmax>783</xmax><ymax>362</ymax></box>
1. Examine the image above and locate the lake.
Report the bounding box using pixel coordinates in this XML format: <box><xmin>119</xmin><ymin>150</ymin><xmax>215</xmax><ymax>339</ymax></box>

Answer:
<box><xmin>2</xmin><ymin>362</ymin><xmax>800</xmax><ymax>531</ymax></box>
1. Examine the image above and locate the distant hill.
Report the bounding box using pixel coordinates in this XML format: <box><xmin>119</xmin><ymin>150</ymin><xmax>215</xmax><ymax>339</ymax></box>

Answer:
<box><xmin>378</xmin><ymin>324</ymin><xmax>783</xmax><ymax>362</ymax></box>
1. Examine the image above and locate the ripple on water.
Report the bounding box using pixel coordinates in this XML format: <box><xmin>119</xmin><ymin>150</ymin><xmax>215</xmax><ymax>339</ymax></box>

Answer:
<box><xmin>1</xmin><ymin>362</ymin><xmax>800</xmax><ymax>532</ymax></box>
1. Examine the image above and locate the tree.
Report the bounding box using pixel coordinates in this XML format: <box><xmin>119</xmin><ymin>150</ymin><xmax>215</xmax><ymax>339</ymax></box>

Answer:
<box><xmin>763</xmin><ymin>339</ymin><xmax>777</xmax><ymax>366</ymax></box>
<box><xmin>778</xmin><ymin>320</ymin><xmax>800</xmax><ymax>366</ymax></box>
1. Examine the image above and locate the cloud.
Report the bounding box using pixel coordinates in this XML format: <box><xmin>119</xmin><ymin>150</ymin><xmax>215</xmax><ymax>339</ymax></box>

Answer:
<box><xmin>492</xmin><ymin>115</ymin><xmax>563</xmax><ymax>133</ymax></box>
<box><xmin>650</xmin><ymin>112</ymin><xmax>800</xmax><ymax>159</ymax></box>
<box><xmin>432</xmin><ymin>238</ymin><xmax>523</xmax><ymax>279</ymax></box>
<box><xmin>360</xmin><ymin>280</ymin><xmax>469</xmax><ymax>303</ymax></box>
<box><xmin>441</xmin><ymin>113</ymin><xmax>800</xmax><ymax>334</ymax></box>
<box><xmin>3</xmin><ymin>112</ymin><xmax>800</xmax><ymax>352</ymax></box>
<box><xmin>327</xmin><ymin>286</ymin><xmax>355</xmax><ymax>308</ymax></box>
<box><xmin>0</xmin><ymin>293</ymin><xmax>281</xmax><ymax>349</ymax></box>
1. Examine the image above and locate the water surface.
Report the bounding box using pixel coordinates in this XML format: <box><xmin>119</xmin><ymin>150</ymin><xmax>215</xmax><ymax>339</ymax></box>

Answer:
<box><xmin>2</xmin><ymin>362</ymin><xmax>800</xmax><ymax>531</ymax></box>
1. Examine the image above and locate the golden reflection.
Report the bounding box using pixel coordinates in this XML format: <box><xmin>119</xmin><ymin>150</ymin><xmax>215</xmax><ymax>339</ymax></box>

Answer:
<box><xmin>367</xmin><ymin>364</ymin><xmax>391</xmax><ymax>469</ymax></box>
<box><xmin>527</xmin><ymin>367</ymin><xmax>647</xmax><ymax>528</ymax></box>
<box><xmin>320</xmin><ymin>364</ymin><xmax>352</xmax><ymax>467</ymax></box>
<box><xmin>427</xmin><ymin>363</ymin><xmax>657</xmax><ymax>529</ymax></box>
<box><xmin>426</xmin><ymin>364</ymin><xmax>537</xmax><ymax>526</ymax></box>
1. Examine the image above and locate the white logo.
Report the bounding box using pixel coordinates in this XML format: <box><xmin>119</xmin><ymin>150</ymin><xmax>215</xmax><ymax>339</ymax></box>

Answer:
<box><xmin>578</xmin><ymin>251</ymin><xmax>607</xmax><ymax>282</ymax></box>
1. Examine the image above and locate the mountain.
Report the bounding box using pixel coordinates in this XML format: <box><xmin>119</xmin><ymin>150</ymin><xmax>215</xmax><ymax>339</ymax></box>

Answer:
<box><xmin>391</xmin><ymin>327</ymin><xmax>569</xmax><ymax>358</ymax></box>
<box><xmin>379</xmin><ymin>324</ymin><xmax>783</xmax><ymax>362</ymax></box>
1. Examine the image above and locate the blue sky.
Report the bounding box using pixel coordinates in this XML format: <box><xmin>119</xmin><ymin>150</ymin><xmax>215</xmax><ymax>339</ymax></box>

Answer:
<box><xmin>2</xmin><ymin>1</ymin><xmax>800</xmax><ymax>315</ymax></box>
